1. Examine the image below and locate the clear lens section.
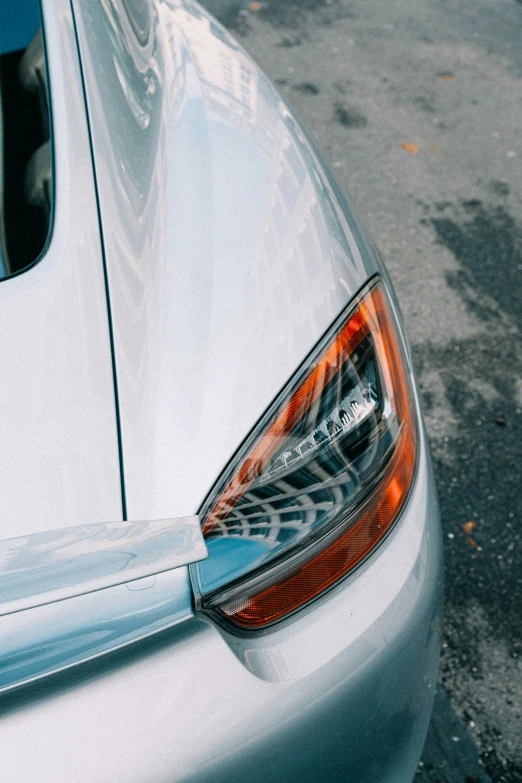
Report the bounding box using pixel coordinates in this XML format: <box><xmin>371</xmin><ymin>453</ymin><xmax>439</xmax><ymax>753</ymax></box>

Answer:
<box><xmin>194</xmin><ymin>279</ymin><xmax>414</xmax><ymax>616</ymax></box>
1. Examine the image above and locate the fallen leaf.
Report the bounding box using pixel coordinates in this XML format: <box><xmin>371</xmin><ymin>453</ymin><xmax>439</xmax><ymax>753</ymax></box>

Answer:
<box><xmin>249</xmin><ymin>1</ymin><xmax>261</xmax><ymax>10</ymax></box>
<box><xmin>492</xmin><ymin>413</ymin><xmax>506</xmax><ymax>426</ymax></box>
<box><xmin>439</xmin><ymin>72</ymin><xmax>454</xmax><ymax>81</ymax></box>
<box><xmin>462</xmin><ymin>520</ymin><xmax>477</xmax><ymax>534</ymax></box>
<box><xmin>401</xmin><ymin>142</ymin><xmax>420</xmax><ymax>154</ymax></box>
<box><xmin>466</xmin><ymin>537</ymin><xmax>479</xmax><ymax>549</ymax></box>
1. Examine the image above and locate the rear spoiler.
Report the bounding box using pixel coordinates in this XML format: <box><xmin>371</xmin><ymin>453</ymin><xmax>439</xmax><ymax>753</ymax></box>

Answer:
<box><xmin>0</xmin><ymin>516</ymin><xmax>207</xmax><ymax>694</ymax></box>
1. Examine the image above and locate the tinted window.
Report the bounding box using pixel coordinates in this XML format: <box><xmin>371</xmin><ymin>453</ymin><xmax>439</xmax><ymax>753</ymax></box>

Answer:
<box><xmin>0</xmin><ymin>0</ymin><xmax>52</xmax><ymax>279</ymax></box>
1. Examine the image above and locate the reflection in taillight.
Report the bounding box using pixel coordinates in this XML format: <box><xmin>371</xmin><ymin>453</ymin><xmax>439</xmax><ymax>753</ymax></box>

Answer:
<box><xmin>192</xmin><ymin>279</ymin><xmax>416</xmax><ymax>629</ymax></box>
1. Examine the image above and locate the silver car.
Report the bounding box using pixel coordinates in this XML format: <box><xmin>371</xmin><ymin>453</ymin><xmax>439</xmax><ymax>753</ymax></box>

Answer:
<box><xmin>0</xmin><ymin>0</ymin><xmax>443</xmax><ymax>781</ymax></box>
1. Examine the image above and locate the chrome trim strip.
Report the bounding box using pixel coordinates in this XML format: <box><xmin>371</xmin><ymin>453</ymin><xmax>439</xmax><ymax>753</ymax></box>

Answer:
<box><xmin>0</xmin><ymin>516</ymin><xmax>207</xmax><ymax>616</ymax></box>
<box><xmin>0</xmin><ymin>567</ymin><xmax>193</xmax><ymax>695</ymax></box>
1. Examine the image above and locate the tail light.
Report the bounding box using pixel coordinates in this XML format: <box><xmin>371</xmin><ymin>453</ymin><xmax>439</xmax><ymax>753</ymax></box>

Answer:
<box><xmin>192</xmin><ymin>278</ymin><xmax>417</xmax><ymax>630</ymax></box>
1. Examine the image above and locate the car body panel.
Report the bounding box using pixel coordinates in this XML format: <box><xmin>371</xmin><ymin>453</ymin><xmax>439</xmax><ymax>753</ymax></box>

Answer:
<box><xmin>0</xmin><ymin>2</ymin><xmax>443</xmax><ymax>781</ymax></box>
<box><xmin>0</xmin><ymin>0</ymin><xmax>123</xmax><ymax>539</ymax></box>
<box><xmin>71</xmin><ymin>0</ymin><xmax>374</xmax><ymax>522</ymax></box>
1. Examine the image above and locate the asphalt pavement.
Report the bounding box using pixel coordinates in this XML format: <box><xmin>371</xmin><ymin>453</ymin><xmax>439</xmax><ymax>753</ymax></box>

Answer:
<box><xmin>199</xmin><ymin>1</ymin><xmax>522</xmax><ymax>781</ymax></box>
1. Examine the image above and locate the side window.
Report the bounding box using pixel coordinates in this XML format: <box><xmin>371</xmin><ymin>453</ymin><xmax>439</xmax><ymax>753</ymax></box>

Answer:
<box><xmin>0</xmin><ymin>0</ymin><xmax>52</xmax><ymax>280</ymax></box>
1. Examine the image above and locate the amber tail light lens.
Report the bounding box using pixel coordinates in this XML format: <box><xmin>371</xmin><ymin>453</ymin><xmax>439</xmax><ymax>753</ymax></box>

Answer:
<box><xmin>192</xmin><ymin>279</ymin><xmax>417</xmax><ymax>630</ymax></box>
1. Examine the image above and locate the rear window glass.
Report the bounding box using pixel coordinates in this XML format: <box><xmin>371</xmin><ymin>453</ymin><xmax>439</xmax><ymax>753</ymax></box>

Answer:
<box><xmin>0</xmin><ymin>0</ymin><xmax>52</xmax><ymax>279</ymax></box>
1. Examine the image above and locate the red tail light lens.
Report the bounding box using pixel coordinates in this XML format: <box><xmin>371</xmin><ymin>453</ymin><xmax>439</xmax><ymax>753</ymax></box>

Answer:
<box><xmin>192</xmin><ymin>279</ymin><xmax>417</xmax><ymax>630</ymax></box>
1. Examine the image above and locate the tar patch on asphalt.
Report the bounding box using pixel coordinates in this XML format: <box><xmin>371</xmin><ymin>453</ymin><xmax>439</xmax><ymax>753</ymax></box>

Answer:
<box><xmin>427</xmin><ymin>199</ymin><xmax>522</xmax><ymax>322</ymax></box>
<box><xmin>291</xmin><ymin>81</ymin><xmax>321</xmax><ymax>95</ymax></box>
<box><xmin>333</xmin><ymin>102</ymin><xmax>368</xmax><ymax>128</ymax></box>
<box><xmin>419</xmin><ymin>684</ymin><xmax>492</xmax><ymax>782</ymax></box>
<box><xmin>414</xmin><ymin>198</ymin><xmax>522</xmax><ymax>783</ymax></box>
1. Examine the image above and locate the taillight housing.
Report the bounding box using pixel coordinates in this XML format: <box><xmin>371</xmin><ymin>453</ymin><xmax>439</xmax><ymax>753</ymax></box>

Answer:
<box><xmin>192</xmin><ymin>278</ymin><xmax>417</xmax><ymax>630</ymax></box>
